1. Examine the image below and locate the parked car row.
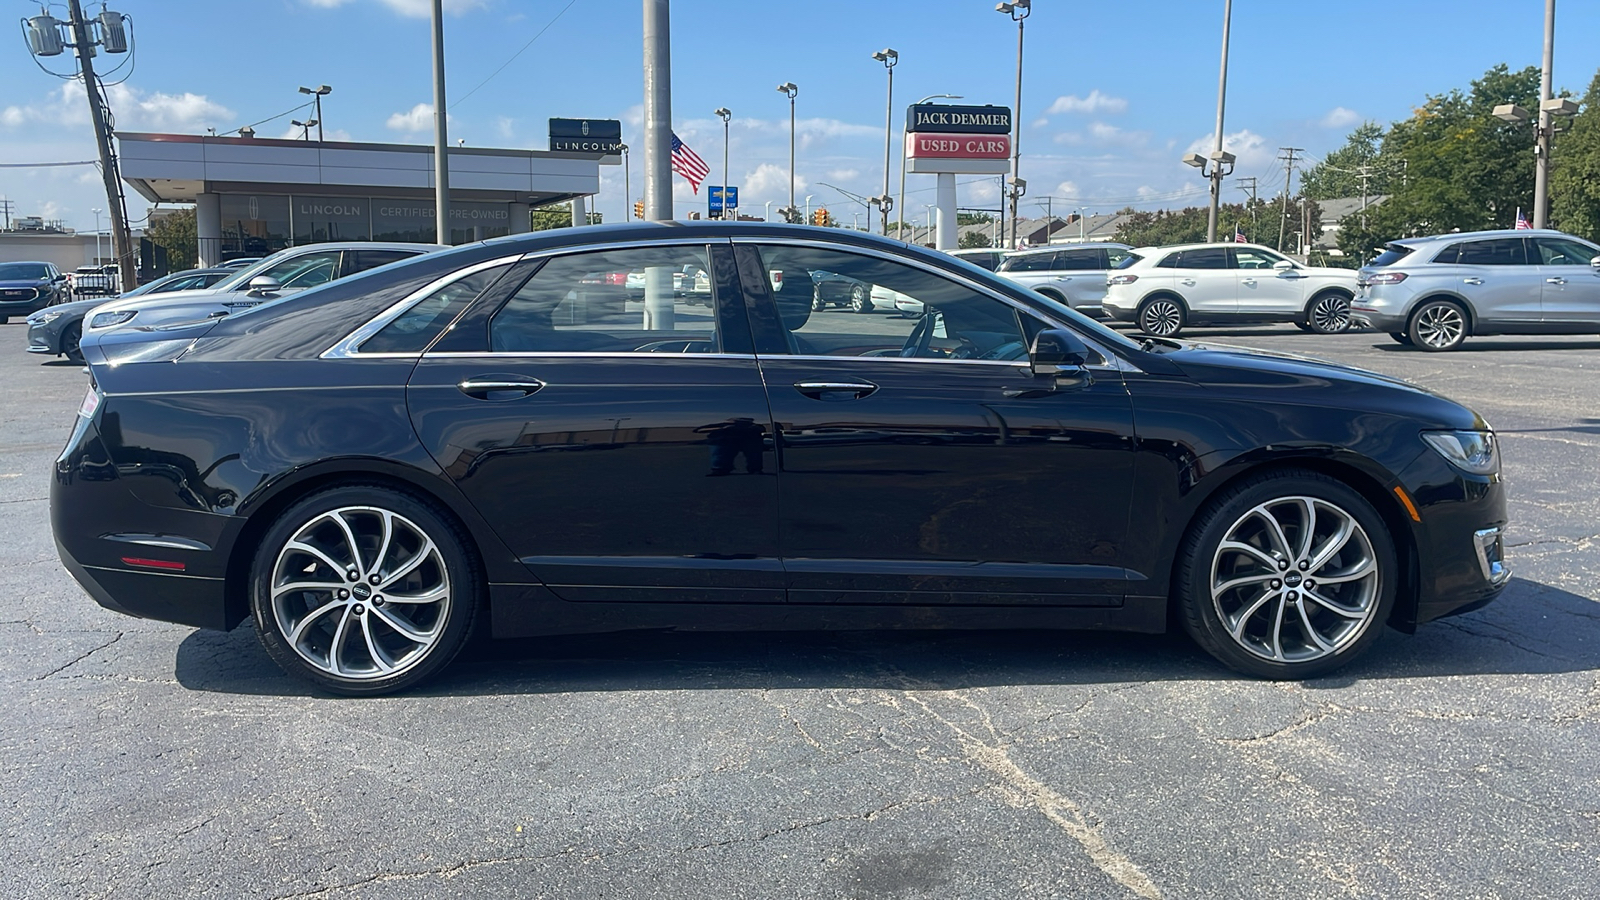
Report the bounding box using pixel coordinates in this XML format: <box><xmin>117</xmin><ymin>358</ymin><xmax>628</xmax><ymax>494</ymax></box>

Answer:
<box><xmin>0</xmin><ymin>260</ymin><xmax>70</xmax><ymax>322</ymax></box>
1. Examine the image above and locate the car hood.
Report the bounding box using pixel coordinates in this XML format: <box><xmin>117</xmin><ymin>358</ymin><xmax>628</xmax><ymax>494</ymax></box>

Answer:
<box><xmin>1161</xmin><ymin>339</ymin><xmax>1484</xmax><ymax>430</ymax></box>
<box><xmin>0</xmin><ymin>278</ymin><xmax>51</xmax><ymax>289</ymax></box>
<box><xmin>26</xmin><ymin>297</ymin><xmax>104</xmax><ymax>321</ymax></box>
<box><xmin>85</xmin><ymin>286</ymin><xmax>265</xmax><ymax>332</ymax></box>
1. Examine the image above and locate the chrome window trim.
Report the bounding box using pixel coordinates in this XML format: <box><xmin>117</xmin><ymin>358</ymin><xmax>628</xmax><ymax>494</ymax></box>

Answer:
<box><xmin>421</xmin><ymin>351</ymin><xmax>755</xmax><ymax>360</ymax></box>
<box><xmin>322</xmin><ymin>254</ymin><xmax>524</xmax><ymax>359</ymax></box>
<box><xmin>728</xmin><ymin>236</ymin><xmax>1137</xmax><ymax>373</ymax></box>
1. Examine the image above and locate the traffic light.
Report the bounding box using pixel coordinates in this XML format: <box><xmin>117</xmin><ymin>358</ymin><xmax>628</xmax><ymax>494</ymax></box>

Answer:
<box><xmin>634</xmin><ymin>200</ymin><xmax>645</xmax><ymax>220</ymax></box>
<box><xmin>811</xmin><ymin>208</ymin><xmax>829</xmax><ymax>227</ymax></box>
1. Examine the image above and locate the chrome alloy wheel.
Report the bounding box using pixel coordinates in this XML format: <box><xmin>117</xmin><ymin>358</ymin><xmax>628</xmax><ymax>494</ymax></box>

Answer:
<box><xmin>270</xmin><ymin>506</ymin><xmax>451</xmax><ymax>681</ymax></box>
<box><xmin>1139</xmin><ymin>299</ymin><xmax>1183</xmax><ymax>336</ymax></box>
<box><xmin>1308</xmin><ymin>294</ymin><xmax>1351</xmax><ymax>334</ymax></box>
<box><xmin>1209</xmin><ymin>496</ymin><xmax>1380</xmax><ymax>663</ymax></box>
<box><xmin>1413</xmin><ymin>303</ymin><xmax>1465</xmax><ymax>350</ymax></box>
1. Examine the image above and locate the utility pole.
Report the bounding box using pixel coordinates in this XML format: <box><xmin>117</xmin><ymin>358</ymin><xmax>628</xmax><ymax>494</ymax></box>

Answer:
<box><xmin>1207</xmin><ymin>0</ymin><xmax>1233</xmax><ymax>243</ymax></box>
<box><xmin>1276</xmin><ymin>147</ymin><xmax>1303</xmax><ymax>251</ymax></box>
<box><xmin>1534</xmin><ymin>0</ymin><xmax>1556</xmax><ymax>229</ymax></box>
<box><xmin>64</xmin><ymin>0</ymin><xmax>135</xmax><ymax>291</ymax></box>
<box><xmin>430</xmin><ymin>0</ymin><xmax>451</xmax><ymax>244</ymax></box>
<box><xmin>0</xmin><ymin>198</ymin><xmax>12</xmax><ymax>230</ymax></box>
<box><xmin>1236</xmin><ymin>176</ymin><xmax>1257</xmax><ymax>235</ymax></box>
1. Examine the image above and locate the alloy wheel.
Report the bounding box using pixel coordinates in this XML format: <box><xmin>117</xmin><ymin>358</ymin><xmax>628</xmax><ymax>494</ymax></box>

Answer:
<box><xmin>1412</xmin><ymin>303</ymin><xmax>1465</xmax><ymax>350</ymax></box>
<box><xmin>1209</xmin><ymin>496</ymin><xmax>1381</xmax><ymax>664</ymax></box>
<box><xmin>1139</xmin><ymin>299</ymin><xmax>1183</xmax><ymax>336</ymax></box>
<box><xmin>269</xmin><ymin>505</ymin><xmax>451</xmax><ymax>681</ymax></box>
<box><xmin>1308</xmin><ymin>294</ymin><xmax>1351</xmax><ymax>334</ymax></box>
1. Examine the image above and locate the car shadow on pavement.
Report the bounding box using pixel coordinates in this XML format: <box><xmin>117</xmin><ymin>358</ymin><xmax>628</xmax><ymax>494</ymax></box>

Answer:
<box><xmin>173</xmin><ymin>576</ymin><xmax>1599</xmax><ymax>698</ymax></box>
<box><xmin>1373</xmin><ymin>339</ymin><xmax>1600</xmax><ymax>353</ymax></box>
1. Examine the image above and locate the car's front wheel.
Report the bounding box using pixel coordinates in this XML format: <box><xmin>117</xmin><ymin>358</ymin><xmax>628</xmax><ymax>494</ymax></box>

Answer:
<box><xmin>61</xmin><ymin>323</ymin><xmax>83</xmax><ymax>363</ymax></box>
<box><xmin>1389</xmin><ymin>332</ymin><xmax>1413</xmax><ymax>346</ymax></box>
<box><xmin>810</xmin><ymin>291</ymin><xmax>826</xmax><ymax>312</ymax></box>
<box><xmin>1176</xmin><ymin>469</ymin><xmax>1396</xmax><ymax>680</ymax></box>
<box><xmin>1409</xmin><ymin>299</ymin><xmax>1468</xmax><ymax>352</ymax></box>
<box><xmin>1305</xmin><ymin>292</ymin><xmax>1352</xmax><ymax>334</ymax></box>
<box><xmin>250</xmin><ymin>485</ymin><xmax>481</xmax><ymax>695</ymax></box>
<box><xmin>1137</xmin><ymin>296</ymin><xmax>1186</xmax><ymax>337</ymax></box>
<box><xmin>849</xmin><ymin>284</ymin><xmax>871</xmax><ymax>313</ymax></box>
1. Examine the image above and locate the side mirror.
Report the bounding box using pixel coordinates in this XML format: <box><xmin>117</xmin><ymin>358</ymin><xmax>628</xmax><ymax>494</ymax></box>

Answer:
<box><xmin>1590</xmin><ymin>255</ymin><xmax>1600</xmax><ymax>270</ymax></box>
<box><xmin>246</xmin><ymin>275</ymin><xmax>282</xmax><ymax>296</ymax></box>
<box><xmin>1272</xmin><ymin>259</ymin><xmax>1295</xmax><ymax>271</ymax></box>
<box><xmin>1030</xmin><ymin>328</ymin><xmax>1091</xmax><ymax>376</ymax></box>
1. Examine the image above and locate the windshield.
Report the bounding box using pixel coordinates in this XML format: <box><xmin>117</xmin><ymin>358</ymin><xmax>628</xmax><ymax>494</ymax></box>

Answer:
<box><xmin>1113</xmin><ymin>253</ymin><xmax>1142</xmax><ymax>270</ymax></box>
<box><xmin>0</xmin><ymin>263</ymin><xmax>50</xmax><ymax>280</ymax></box>
<box><xmin>211</xmin><ymin>246</ymin><xmax>309</xmax><ymax>291</ymax></box>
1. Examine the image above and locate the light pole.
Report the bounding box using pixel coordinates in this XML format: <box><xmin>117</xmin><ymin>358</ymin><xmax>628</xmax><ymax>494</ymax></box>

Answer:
<box><xmin>1184</xmin><ymin>150</ymin><xmax>1235</xmax><ymax>237</ymax></box>
<box><xmin>1495</xmin><ymin>94</ymin><xmax>1577</xmax><ymax>228</ymax></box>
<box><xmin>871</xmin><ymin>48</ymin><xmax>898</xmax><ymax>235</ymax></box>
<box><xmin>765</xmin><ymin>200</ymin><xmax>774</xmax><ymax>222</ymax></box>
<box><xmin>714</xmin><ymin>107</ymin><xmax>731</xmax><ymax>220</ymax></box>
<box><xmin>996</xmin><ymin>0</ymin><xmax>1029</xmax><ymax>249</ymax></box>
<box><xmin>776</xmin><ymin>82</ymin><xmax>798</xmax><ymax>222</ymax></box>
<box><xmin>620</xmin><ymin>143</ymin><xmax>630</xmax><ymax>220</ymax></box>
<box><xmin>90</xmin><ymin>207</ymin><xmax>101</xmax><ymax>266</ymax></box>
<box><xmin>297</xmin><ymin>84</ymin><xmax>331</xmax><ymax>141</ymax></box>
<box><xmin>903</xmin><ymin>93</ymin><xmax>962</xmax><ymax>240</ymax></box>
<box><xmin>430</xmin><ymin>0</ymin><xmax>450</xmax><ymax>244</ymax></box>
<box><xmin>1201</xmin><ymin>0</ymin><xmax>1232</xmax><ymax>243</ymax></box>
<box><xmin>291</xmin><ymin>118</ymin><xmax>318</xmax><ymax>141</ymax></box>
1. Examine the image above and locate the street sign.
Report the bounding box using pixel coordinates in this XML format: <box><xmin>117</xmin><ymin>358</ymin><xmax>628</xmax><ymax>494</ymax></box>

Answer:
<box><xmin>549</xmin><ymin>118</ymin><xmax>623</xmax><ymax>154</ymax></box>
<box><xmin>905</xmin><ymin>104</ymin><xmax>1012</xmax><ymax>135</ymax></box>
<box><xmin>709</xmin><ymin>185</ymin><xmax>738</xmax><ymax>214</ymax></box>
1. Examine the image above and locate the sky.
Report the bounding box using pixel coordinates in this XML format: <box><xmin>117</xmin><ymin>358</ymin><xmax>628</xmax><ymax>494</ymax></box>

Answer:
<box><xmin>3</xmin><ymin>0</ymin><xmax>1600</xmax><ymax>235</ymax></box>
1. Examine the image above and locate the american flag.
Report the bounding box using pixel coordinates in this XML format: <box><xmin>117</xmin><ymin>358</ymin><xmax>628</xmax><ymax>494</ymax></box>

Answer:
<box><xmin>670</xmin><ymin>132</ymin><xmax>710</xmax><ymax>194</ymax></box>
<box><xmin>1514</xmin><ymin>208</ymin><xmax>1531</xmax><ymax>230</ymax></box>
<box><xmin>1234</xmin><ymin>226</ymin><xmax>1247</xmax><ymax>243</ymax></box>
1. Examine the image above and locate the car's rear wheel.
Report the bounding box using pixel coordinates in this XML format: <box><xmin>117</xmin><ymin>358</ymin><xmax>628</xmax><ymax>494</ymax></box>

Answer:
<box><xmin>250</xmin><ymin>485</ymin><xmax>480</xmax><ymax>695</ymax></box>
<box><xmin>1176</xmin><ymin>469</ymin><xmax>1396</xmax><ymax>680</ymax></box>
<box><xmin>1409</xmin><ymin>299</ymin><xmax>1468</xmax><ymax>352</ymax></box>
<box><xmin>61</xmin><ymin>323</ymin><xmax>83</xmax><ymax>363</ymax></box>
<box><xmin>849</xmin><ymin>283</ymin><xmax>871</xmax><ymax>313</ymax></box>
<box><xmin>1305</xmin><ymin>292</ymin><xmax>1352</xmax><ymax>334</ymax></box>
<box><xmin>1137</xmin><ymin>297</ymin><xmax>1186</xmax><ymax>337</ymax></box>
<box><xmin>1389</xmin><ymin>332</ymin><xmax>1413</xmax><ymax>346</ymax></box>
<box><xmin>810</xmin><ymin>291</ymin><xmax>826</xmax><ymax>312</ymax></box>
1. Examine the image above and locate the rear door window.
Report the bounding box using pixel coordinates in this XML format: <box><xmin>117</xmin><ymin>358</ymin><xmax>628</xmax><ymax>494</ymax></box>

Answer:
<box><xmin>1454</xmin><ymin>239</ymin><xmax>1528</xmax><ymax>266</ymax></box>
<box><xmin>348</xmin><ymin>249</ymin><xmax>422</xmax><ymax>275</ymax></box>
<box><xmin>1054</xmin><ymin>249</ymin><xmax>1104</xmax><ymax>271</ymax></box>
<box><xmin>1175</xmin><ymin>248</ymin><xmax>1229</xmax><ymax>269</ymax></box>
<box><xmin>999</xmin><ymin>253</ymin><xmax>1055</xmax><ymax>273</ymax></box>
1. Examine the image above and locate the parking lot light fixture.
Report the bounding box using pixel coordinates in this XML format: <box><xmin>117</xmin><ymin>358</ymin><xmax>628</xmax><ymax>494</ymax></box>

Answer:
<box><xmin>995</xmin><ymin>0</ymin><xmax>1029</xmax><ymax>249</ymax></box>
<box><xmin>777</xmin><ymin>83</ymin><xmax>798</xmax><ymax>221</ymax></box>
<box><xmin>714</xmin><ymin>107</ymin><xmax>731</xmax><ymax>220</ymax></box>
<box><xmin>872</xmin><ymin>49</ymin><xmax>898</xmax><ymax>235</ymax></box>
<box><xmin>1493</xmin><ymin>104</ymin><xmax>1530</xmax><ymax>123</ymax></box>
<box><xmin>297</xmin><ymin>84</ymin><xmax>332</xmax><ymax>141</ymax></box>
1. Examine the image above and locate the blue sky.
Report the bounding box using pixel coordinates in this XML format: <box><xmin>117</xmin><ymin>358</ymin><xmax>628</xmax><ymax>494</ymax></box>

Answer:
<box><xmin>4</xmin><ymin>0</ymin><xmax>1600</xmax><ymax>233</ymax></box>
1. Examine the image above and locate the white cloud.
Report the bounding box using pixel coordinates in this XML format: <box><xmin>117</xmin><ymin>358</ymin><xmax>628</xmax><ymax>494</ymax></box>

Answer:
<box><xmin>495</xmin><ymin>116</ymin><xmax>515</xmax><ymax>140</ymax></box>
<box><xmin>744</xmin><ymin>162</ymin><xmax>806</xmax><ymax>198</ymax></box>
<box><xmin>387</xmin><ymin>103</ymin><xmax>440</xmax><ymax>133</ymax></box>
<box><xmin>1031</xmin><ymin>117</ymin><xmax>1049</xmax><ymax>129</ymax></box>
<box><xmin>827</xmin><ymin>168</ymin><xmax>860</xmax><ymax>181</ymax></box>
<box><xmin>1186</xmin><ymin>128</ymin><xmax>1272</xmax><ymax>169</ymax></box>
<box><xmin>3</xmin><ymin>82</ymin><xmax>233</xmax><ymax>134</ymax></box>
<box><xmin>1055</xmin><ymin>181</ymin><xmax>1080</xmax><ymax>197</ymax></box>
<box><xmin>1321</xmin><ymin>106</ymin><xmax>1361</xmax><ymax>129</ymax></box>
<box><xmin>1046</xmin><ymin>90</ymin><xmax>1128</xmax><ymax>115</ymax></box>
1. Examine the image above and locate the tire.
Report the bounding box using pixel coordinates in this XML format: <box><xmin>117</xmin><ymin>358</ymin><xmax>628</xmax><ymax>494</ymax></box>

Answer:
<box><xmin>1293</xmin><ymin>320</ymin><xmax>1315</xmax><ymax>333</ymax></box>
<box><xmin>849</xmin><ymin>283</ymin><xmax>871</xmax><ymax>313</ymax></box>
<box><xmin>810</xmin><ymin>291</ymin><xmax>826</xmax><ymax>312</ymax></box>
<box><xmin>250</xmin><ymin>485</ymin><xmax>481</xmax><ymax>696</ymax></box>
<box><xmin>1137</xmin><ymin>296</ymin><xmax>1185</xmax><ymax>337</ymax></box>
<box><xmin>1176</xmin><ymin>469</ymin><xmax>1397</xmax><ymax>680</ymax></box>
<box><xmin>1408</xmin><ymin>299</ymin><xmax>1468</xmax><ymax>352</ymax></box>
<box><xmin>1388</xmin><ymin>332</ymin><xmax>1413</xmax><ymax>346</ymax></box>
<box><xmin>1305</xmin><ymin>292</ymin><xmax>1351</xmax><ymax>334</ymax></box>
<box><xmin>61</xmin><ymin>323</ymin><xmax>83</xmax><ymax>363</ymax></box>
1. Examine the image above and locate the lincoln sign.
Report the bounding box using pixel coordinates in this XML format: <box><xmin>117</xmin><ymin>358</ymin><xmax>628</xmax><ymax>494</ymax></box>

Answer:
<box><xmin>549</xmin><ymin>118</ymin><xmax>623</xmax><ymax>155</ymax></box>
<box><xmin>904</xmin><ymin>104</ymin><xmax>1014</xmax><ymax>175</ymax></box>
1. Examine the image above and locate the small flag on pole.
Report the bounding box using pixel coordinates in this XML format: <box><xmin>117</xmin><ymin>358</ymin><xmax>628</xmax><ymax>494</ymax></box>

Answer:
<box><xmin>670</xmin><ymin>132</ymin><xmax>710</xmax><ymax>194</ymax></box>
<box><xmin>1514</xmin><ymin>208</ymin><xmax>1531</xmax><ymax>230</ymax></box>
<box><xmin>1234</xmin><ymin>225</ymin><xmax>1247</xmax><ymax>243</ymax></box>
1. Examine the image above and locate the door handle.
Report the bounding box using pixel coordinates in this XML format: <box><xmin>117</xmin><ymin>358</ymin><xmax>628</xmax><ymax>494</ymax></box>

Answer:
<box><xmin>1240</xmin><ymin>278</ymin><xmax>1257</xmax><ymax>286</ymax></box>
<box><xmin>1462</xmin><ymin>277</ymin><xmax>1484</xmax><ymax>285</ymax></box>
<box><xmin>1180</xmin><ymin>278</ymin><xmax>1197</xmax><ymax>286</ymax></box>
<box><xmin>794</xmin><ymin>380</ymin><xmax>878</xmax><ymax>400</ymax></box>
<box><xmin>1546</xmin><ymin>277</ymin><xmax>1568</xmax><ymax>285</ymax></box>
<box><xmin>458</xmin><ymin>376</ymin><xmax>545</xmax><ymax>400</ymax></box>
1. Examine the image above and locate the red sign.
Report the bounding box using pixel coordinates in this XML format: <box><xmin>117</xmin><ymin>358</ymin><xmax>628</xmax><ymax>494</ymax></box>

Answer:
<box><xmin>907</xmin><ymin>132</ymin><xmax>1011</xmax><ymax>159</ymax></box>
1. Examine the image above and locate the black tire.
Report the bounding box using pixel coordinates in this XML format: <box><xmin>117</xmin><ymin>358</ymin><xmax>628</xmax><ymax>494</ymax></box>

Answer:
<box><xmin>61</xmin><ymin>323</ymin><xmax>83</xmax><ymax>363</ymax></box>
<box><xmin>1388</xmin><ymin>332</ymin><xmax>1413</xmax><ymax>346</ymax></box>
<box><xmin>0</xmin><ymin>317</ymin><xmax>8</xmax><ymax>325</ymax></box>
<box><xmin>1304</xmin><ymin>292</ymin><xmax>1352</xmax><ymax>334</ymax></box>
<box><xmin>849</xmin><ymin>283</ymin><xmax>871</xmax><ymax>313</ymax></box>
<box><xmin>1176</xmin><ymin>468</ymin><xmax>1397</xmax><ymax>680</ymax></box>
<box><xmin>1408</xmin><ymin>299</ymin><xmax>1468</xmax><ymax>352</ymax></box>
<box><xmin>250</xmin><ymin>484</ymin><xmax>482</xmax><ymax>696</ymax></box>
<box><xmin>810</xmin><ymin>291</ymin><xmax>826</xmax><ymax>312</ymax></box>
<box><xmin>1292</xmin><ymin>320</ymin><xmax>1315</xmax><ymax>333</ymax></box>
<box><xmin>1137</xmin><ymin>296</ymin><xmax>1186</xmax><ymax>338</ymax></box>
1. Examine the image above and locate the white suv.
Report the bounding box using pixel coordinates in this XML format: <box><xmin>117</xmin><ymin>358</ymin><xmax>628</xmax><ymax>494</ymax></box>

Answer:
<box><xmin>994</xmin><ymin>242</ymin><xmax>1133</xmax><ymax>316</ymax></box>
<box><xmin>1103</xmin><ymin>243</ymin><xmax>1358</xmax><ymax>337</ymax></box>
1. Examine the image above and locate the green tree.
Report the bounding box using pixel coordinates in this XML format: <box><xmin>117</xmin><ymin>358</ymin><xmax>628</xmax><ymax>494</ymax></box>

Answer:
<box><xmin>528</xmin><ymin>205</ymin><xmax>602</xmax><ymax>231</ymax></box>
<box><xmin>1112</xmin><ymin>199</ymin><xmax>1314</xmax><ymax>249</ymax></box>
<box><xmin>1300</xmin><ymin>122</ymin><xmax>1390</xmax><ymax>200</ymax></box>
<box><xmin>145</xmin><ymin>207</ymin><xmax>197</xmax><ymax>271</ymax></box>
<box><xmin>1552</xmin><ymin>68</ymin><xmax>1600</xmax><ymax>242</ymax></box>
<box><xmin>956</xmin><ymin>211</ymin><xmax>993</xmax><ymax>226</ymax></box>
<box><xmin>958</xmin><ymin>230</ymin><xmax>991</xmax><ymax>249</ymax></box>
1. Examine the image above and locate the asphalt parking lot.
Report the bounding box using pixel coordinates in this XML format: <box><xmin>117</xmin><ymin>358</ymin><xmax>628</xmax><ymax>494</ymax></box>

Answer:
<box><xmin>2</xmin><ymin>320</ymin><xmax>1597</xmax><ymax>899</ymax></box>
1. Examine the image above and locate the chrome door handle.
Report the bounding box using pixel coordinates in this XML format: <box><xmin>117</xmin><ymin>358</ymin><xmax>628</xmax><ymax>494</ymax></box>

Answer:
<box><xmin>1240</xmin><ymin>278</ymin><xmax>1257</xmax><ymax>286</ymax></box>
<box><xmin>1546</xmin><ymin>277</ymin><xmax>1568</xmax><ymax>285</ymax></box>
<box><xmin>794</xmin><ymin>380</ymin><xmax>878</xmax><ymax>400</ymax></box>
<box><xmin>458</xmin><ymin>376</ymin><xmax>545</xmax><ymax>400</ymax></box>
<box><xmin>1180</xmin><ymin>278</ymin><xmax>1197</xmax><ymax>286</ymax></box>
<box><xmin>1462</xmin><ymin>277</ymin><xmax>1484</xmax><ymax>285</ymax></box>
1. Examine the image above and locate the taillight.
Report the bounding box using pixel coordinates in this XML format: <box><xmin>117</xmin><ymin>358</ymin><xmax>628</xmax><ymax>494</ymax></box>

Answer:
<box><xmin>1108</xmin><ymin>274</ymin><xmax>1139</xmax><ymax>285</ymax></box>
<box><xmin>1366</xmin><ymin>272</ymin><xmax>1408</xmax><ymax>284</ymax></box>
<box><xmin>78</xmin><ymin>386</ymin><xmax>100</xmax><ymax>419</ymax></box>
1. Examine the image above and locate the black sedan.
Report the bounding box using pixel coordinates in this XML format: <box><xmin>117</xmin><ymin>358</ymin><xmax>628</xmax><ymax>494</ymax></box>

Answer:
<box><xmin>54</xmin><ymin>222</ymin><xmax>1510</xmax><ymax>695</ymax></box>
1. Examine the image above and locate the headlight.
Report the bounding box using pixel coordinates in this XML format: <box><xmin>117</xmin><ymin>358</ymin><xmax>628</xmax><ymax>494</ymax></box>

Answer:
<box><xmin>1422</xmin><ymin>430</ymin><xmax>1498</xmax><ymax>475</ymax></box>
<box><xmin>90</xmin><ymin>310</ymin><xmax>137</xmax><ymax>329</ymax></box>
<box><xmin>31</xmin><ymin>310</ymin><xmax>67</xmax><ymax>325</ymax></box>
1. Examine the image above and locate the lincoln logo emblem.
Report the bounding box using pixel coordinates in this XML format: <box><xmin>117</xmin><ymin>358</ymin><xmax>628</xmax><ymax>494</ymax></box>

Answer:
<box><xmin>248</xmin><ymin>197</ymin><xmax>260</xmax><ymax>220</ymax></box>
<box><xmin>1284</xmin><ymin>572</ymin><xmax>1302</xmax><ymax>587</ymax></box>
<box><xmin>581</xmin><ymin>121</ymin><xmax>589</xmax><ymax>135</ymax></box>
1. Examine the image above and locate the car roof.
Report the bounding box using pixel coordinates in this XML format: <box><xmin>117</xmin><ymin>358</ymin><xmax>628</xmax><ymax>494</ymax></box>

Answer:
<box><xmin>1006</xmin><ymin>242</ymin><xmax>1132</xmax><ymax>256</ymax></box>
<box><xmin>1390</xmin><ymin>228</ymin><xmax>1581</xmax><ymax>247</ymax></box>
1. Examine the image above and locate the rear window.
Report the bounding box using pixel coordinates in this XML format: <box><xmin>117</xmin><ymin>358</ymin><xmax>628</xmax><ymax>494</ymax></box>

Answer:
<box><xmin>1175</xmin><ymin>248</ymin><xmax>1228</xmax><ymax>269</ymax></box>
<box><xmin>1455</xmin><ymin>239</ymin><xmax>1527</xmax><ymax>266</ymax></box>
<box><xmin>1113</xmin><ymin>253</ymin><xmax>1142</xmax><ymax>270</ymax></box>
<box><xmin>997</xmin><ymin>253</ymin><xmax>1055</xmax><ymax>273</ymax></box>
<box><xmin>1054</xmin><ymin>250</ymin><xmax>1105</xmax><ymax>271</ymax></box>
<box><xmin>1368</xmin><ymin>245</ymin><xmax>1414</xmax><ymax>268</ymax></box>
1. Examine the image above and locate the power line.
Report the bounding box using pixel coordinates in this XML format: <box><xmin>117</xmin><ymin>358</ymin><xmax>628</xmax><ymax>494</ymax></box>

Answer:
<box><xmin>450</xmin><ymin>0</ymin><xmax>583</xmax><ymax>109</ymax></box>
<box><xmin>1276</xmin><ymin>147</ymin><xmax>1304</xmax><ymax>251</ymax></box>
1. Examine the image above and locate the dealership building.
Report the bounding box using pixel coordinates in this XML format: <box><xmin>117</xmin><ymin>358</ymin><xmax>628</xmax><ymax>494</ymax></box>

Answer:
<box><xmin>117</xmin><ymin>132</ymin><xmax>603</xmax><ymax>267</ymax></box>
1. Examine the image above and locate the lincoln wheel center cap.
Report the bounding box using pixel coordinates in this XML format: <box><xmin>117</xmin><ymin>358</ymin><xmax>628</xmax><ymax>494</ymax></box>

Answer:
<box><xmin>352</xmin><ymin>583</ymin><xmax>373</xmax><ymax>601</ymax></box>
<box><xmin>1284</xmin><ymin>572</ymin><xmax>1303</xmax><ymax>588</ymax></box>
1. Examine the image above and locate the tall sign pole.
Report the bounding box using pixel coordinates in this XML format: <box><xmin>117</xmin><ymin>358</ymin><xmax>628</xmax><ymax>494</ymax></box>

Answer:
<box><xmin>1533</xmin><ymin>0</ymin><xmax>1555</xmax><ymax>229</ymax></box>
<box><xmin>66</xmin><ymin>0</ymin><xmax>134</xmax><ymax>290</ymax></box>
<box><xmin>643</xmin><ymin>0</ymin><xmax>673</xmax><ymax>223</ymax></box>
<box><xmin>430</xmin><ymin>0</ymin><xmax>451</xmax><ymax>244</ymax></box>
<box><xmin>1207</xmin><ymin>0</ymin><xmax>1232</xmax><ymax>244</ymax></box>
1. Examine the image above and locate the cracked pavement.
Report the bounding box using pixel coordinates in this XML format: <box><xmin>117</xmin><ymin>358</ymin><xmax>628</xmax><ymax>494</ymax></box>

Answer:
<box><xmin>1</xmin><ymin>324</ymin><xmax>1597</xmax><ymax>899</ymax></box>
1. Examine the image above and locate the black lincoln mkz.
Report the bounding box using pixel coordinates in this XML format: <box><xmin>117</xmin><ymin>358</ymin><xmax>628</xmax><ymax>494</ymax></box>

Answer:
<box><xmin>52</xmin><ymin>222</ymin><xmax>1510</xmax><ymax>694</ymax></box>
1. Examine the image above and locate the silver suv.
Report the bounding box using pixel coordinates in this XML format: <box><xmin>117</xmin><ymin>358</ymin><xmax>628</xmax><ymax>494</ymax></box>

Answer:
<box><xmin>995</xmin><ymin>242</ymin><xmax>1133</xmax><ymax>316</ymax></box>
<box><xmin>1352</xmin><ymin>229</ymin><xmax>1600</xmax><ymax>351</ymax></box>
